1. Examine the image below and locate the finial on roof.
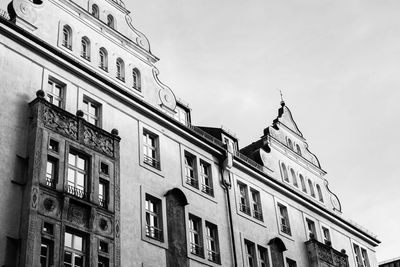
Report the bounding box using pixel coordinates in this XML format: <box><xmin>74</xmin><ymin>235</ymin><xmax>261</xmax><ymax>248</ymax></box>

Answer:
<box><xmin>279</xmin><ymin>89</ymin><xmax>285</xmax><ymax>106</ymax></box>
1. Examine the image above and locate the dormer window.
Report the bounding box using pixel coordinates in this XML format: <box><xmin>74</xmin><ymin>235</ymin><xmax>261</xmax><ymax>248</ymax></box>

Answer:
<box><xmin>116</xmin><ymin>58</ymin><xmax>125</xmax><ymax>81</ymax></box>
<box><xmin>296</xmin><ymin>144</ymin><xmax>302</xmax><ymax>155</ymax></box>
<box><xmin>316</xmin><ymin>184</ymin><xmax>324</xmax><ymax>202</ymax></box>
<box><xmin>107</xmin><ymin>15</ymin><xmax>114</xmax><ymax>29</ymax></box>
<box><xmin>287</xmin><ymin>138</ymin><xmax>293</xmax><ymax>150</ymax></box>
<box><xmin>281</xmin><ymin>163</ymin><xmax>289</xmax><ymax>182</ymax></box>
<box><xmin>92</xmin><ymin>4</ymin><xmax>99</xmax><ymax>18</ymax></box>
<box><xmin>132</xmin><ymin>68</ymin><xmax>141</xmax><ymax>91</ymax></box>
<box><xmin>62</xmin><ymin>25</ymin><xmax>72</xmax><ymax>50</ymax></box>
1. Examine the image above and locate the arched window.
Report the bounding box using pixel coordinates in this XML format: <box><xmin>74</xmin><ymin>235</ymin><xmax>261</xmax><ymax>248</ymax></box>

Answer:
<box><xmin>281</xmin><ymin>163</ymin><xmax>289</xmax><ymax>182</ymax></box>
<box><xmin>81</xmin><ymin>37</ymin><xmax>90</xmax><ymax>60</ymax></box>
<box><xmin>316</xmin><ymin>184</ymin><xmax>324</xmax><ymax>202</ymax></box>
<box><xmin>300</xmin><ymin>174</ymin><xmax>307</xmax><ymax>193</ymax></box>
<box><xmin>92</xmin><ymin>4</ymin><xmax>99</xmax><ymax>18</ymax></box>
<box><xmin>116</xmin><ymin>58</ymin><xmax>125</xmax><ymax>81</ymax></box>
<box><xmin>132</xmin><ymin>68</ymin><xmax>141</xmax><ymax>91</ymax></box>
<box><xmin>287</xmin><ymin>138</ymin><xmax>293</xmax><ymax>150</ymax></box>
<box><xmin>99</xmin><ymin>48</ymin><xmax>108</xmax><ymax>71</ymax></box>
<box><xmin>62</xmin><ymin>25</ymin><xmax>72</xmax><ymax>49</ymax></box>
<box><xmin>308</xmin><ymin>180</ymin><xmax>315</xmax><ymax>198</ymax></box>
<box><xmin>290</xmin><ymin>169</ymin><xmax>298</xmax><ymax>187</ymax></box>
<box><xmin>296</xmin><ymin>144</ymin><xmax>302</xmax><ymax>156</ymax></box>
<box><xmin>107</xmin><ymin>14</ymin><xmax>115</xmax><ymax>28</ymax></box>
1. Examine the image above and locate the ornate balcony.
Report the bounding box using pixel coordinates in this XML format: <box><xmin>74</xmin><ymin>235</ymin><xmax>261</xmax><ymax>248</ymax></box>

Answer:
<box><xmin>306</xmin><ymin>238</ymin><xmax>349</xmax><ymax>267</ymax></box>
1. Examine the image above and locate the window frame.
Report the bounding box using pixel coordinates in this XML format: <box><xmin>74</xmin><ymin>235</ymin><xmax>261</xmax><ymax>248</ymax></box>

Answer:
<box><xmin>188</xmin><ymin>214</ymin><xmax>204</xmax><ymax>258</ymax></box>
<box><xmin>99</xmin><ymin>47</ymin><xmax>108</xmax><ymax>72</ymax></box>
<box><xmin>62</xmin><ymin>25</ymin><xmax>73</xmax><ymax>50</ymax></box>
<box><xmin>116</xmin><ymin>58</ymin><xmax>125</xmax><ymax>82</ymax></box>
<box><xmin>276</xmin><ymin>202</ymin><xmax>292</xmax><ymax>237</ymax></box>
<box><xmin>132</xmin><ymin>68</ymin><xmax>141</xmax><ymax>91</ymax></box>
<box><xmin>281</xmin><ymin>162</ymin><xmax>289</xmax><ymax>183</ymax></box>
<box><xmin>80</xmin><ymin>37</ymin><xmax>91</xmax><ymax>61</ymax></box>
<box><xmin>91</xmin><ymin>4</ymin><xmax>99</xmax><ymax>18</ymax></box>
<box><xmin>142</xmin><ymin>129</ymin><xmax>160</xmax><ymax>170</ymax></box>
<box><xmin>66</xmin><ymin>148</ymin><xmax>89</xmax><ymax>199</ymax></box>
<box><xmin>205</xmin><ymin>221</ymin><xmax>220</xmax><ymax>264</ymax></box>
<box><xmin>82</xmin><ymin>96</ymin><xmax>101</xmax><ymax>127</ymax></box>
<box><xmin>63</xmin><ymin>230</ymin><xmax>86</xmax><ymax>267</ymax></box>
<box><xmin>46</xmin><ymin>78</ymin><xmax>65</xmax><ymax>108</ymax></box>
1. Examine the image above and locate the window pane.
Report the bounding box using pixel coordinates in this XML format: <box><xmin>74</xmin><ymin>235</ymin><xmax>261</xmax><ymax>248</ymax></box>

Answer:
<box><xmin>74</xmin><ymin>255</ymin><xmax>84</xmax><ymax>267</ymax></box>
<box><xmin>77</xmin><ymin>157</ymin><xmax>85</xmax><ymax>170</ymax></box>
<box><xmin>76</xmin><ymin>173</ymin><xmax>85</xmax><ymax>187</ymax></box>
<box><xmin>64</xmin><ymin>233</ymin><xmax>72</xmax><ymax>248</ymax></box>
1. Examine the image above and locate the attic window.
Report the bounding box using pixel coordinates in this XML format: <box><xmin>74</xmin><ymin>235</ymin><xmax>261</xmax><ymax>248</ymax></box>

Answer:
<box><xmin>92</xmin><ymin>4</ymin><xmax>99</xmax><ymax>19</ymax></box>
<box><xmin>107</xmin><ymin>15</ymin><xmax>115</xmax><ymax>29</ymax></box>
<box><xmin>287</xmin><ymin>138</ymin><xmax>293</xmax><ymax>150</ymax></box>
<box><xmin>296</xmin><ymin>144</ymin><xmax>302</xmax><ymax>156</ymax></box>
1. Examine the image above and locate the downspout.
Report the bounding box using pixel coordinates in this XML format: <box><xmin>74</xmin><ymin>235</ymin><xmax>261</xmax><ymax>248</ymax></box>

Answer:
<box><xmin>220</xmin><ymin>143</ymin><xmax>238</xmax><ymax>267</ymax></box>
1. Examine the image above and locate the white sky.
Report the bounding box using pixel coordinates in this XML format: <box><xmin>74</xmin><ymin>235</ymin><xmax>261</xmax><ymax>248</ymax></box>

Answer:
<box><xmin>127</xmin><ymin>0</ymin><xmax>400</xmax><ymax>262</ymax></box>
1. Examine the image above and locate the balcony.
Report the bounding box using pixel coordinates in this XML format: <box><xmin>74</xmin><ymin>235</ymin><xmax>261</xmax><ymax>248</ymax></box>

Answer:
<box><xmin>306</xmin><ymin>238</ymin><xmax>349</xmax><ymax>267</ymax></box>
<box><xmin>66</xmin><ymin>185</ymin><xmax>85</xmax><ymax>199</ymax></box>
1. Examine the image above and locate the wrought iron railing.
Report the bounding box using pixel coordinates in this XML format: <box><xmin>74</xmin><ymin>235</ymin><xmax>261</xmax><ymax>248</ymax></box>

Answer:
<box><xmin>45</xmin><ymin>177</ymin><xmax>56</xmax><ymax>188</ymax></box>
<box><xmin>207</xmin><ymin>250</ymin><xmax>221</xmax><ymax>263</ymax></box>
<box><xmin>281</xmin><ymin>224</ymin><xmax>291</xmax><ymax>235</ymax></box>
<box><xmin>190</xmin><ymin>243</ymin><xmax>204</xmax><ymax>257</ymax></box>
<box><xmin>66</xmin><ymin>185</ymin><xmax>85</xmax><ymax>199</ymax></box>
<box><xmin>186</xmin><ymin>176</ymin><xmax>198</xmax><ymax>188</ymax></box>
<box><xmin>143</xmin><ymin>155</ymin><xmax>160</xmax><ymax>169</ymax></box>
<box><xmin>239</xmin><ymin>204</ymin><xmax>251</xmax><ymax>215</ymax></box>
<box><xmin>146</xmin><ymin>225</ymin><xmax>163</xmax><ymax>241</ymax></box>
<box><xmin>201</xmin><ymin>184</ymin><xmax>214</xmax><ymax>196</ymax></box>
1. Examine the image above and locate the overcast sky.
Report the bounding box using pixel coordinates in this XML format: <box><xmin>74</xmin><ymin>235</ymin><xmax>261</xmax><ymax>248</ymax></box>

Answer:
<box><xmin>127</xmin><ymin>0</ymin><xmax>400</xmax><ymax>262</ymax></box>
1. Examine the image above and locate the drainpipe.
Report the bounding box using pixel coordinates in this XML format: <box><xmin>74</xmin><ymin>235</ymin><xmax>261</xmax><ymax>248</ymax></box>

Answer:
<box><xmin>220</xmin><ymin>142</ymin><xmax>238</xmax><ymax>267</ymax></box>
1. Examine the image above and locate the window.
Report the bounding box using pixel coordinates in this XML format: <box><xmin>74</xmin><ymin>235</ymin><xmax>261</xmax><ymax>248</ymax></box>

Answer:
<box><xmin>107</xmin><ymin>14</ymin><xmax>114</xmax><ymax>28</ymax></box>
<box><xmin>200</xmin><ymin>161</ymin><xmax>213</xmax><ymax>195</ymax></box>
<box><xmin>244</xmin><ymin>240</ymin><xmax>256</xmax><ymax>267</ymax></box>
<box><xmin>258</xmin><ymin>245</ymin><xmax>270</xmax><ymax>267</ymax></box>
<box><xmin>46</xmin><ymin>156</ymin><xmax>58</xmax><ymax>188</ymax></box>
<box><xmin>205</xmin><ymin>222</ymin><xmax>220</xmax><ymax>263</ymax></box>
<box><xmin>100</xmin><ymin>162</ymin><xmax>109</xmax><ymax>176</ymax></box>
<box><xmin>142</xmin><ymin>130</ymin><xmax>160</xmax><ymax>169</ymax></box>
<box><xmin>184</xmin><ymin>152</ymin><xmax>197</xmax><ymax>188</ymax></box>
<box><xmin>353</xmin><ymin>244</ymin><xmax>370</xmax><ymax>267</ymax></box>
<box><xmin>99</xmin><ymin>180</ymin><xmax>108</xmax><ymax>208</ymax></box>
<box><xmin>64</xmin><ymin>231</ymin><xmax>85</xmax><ymax>267</ymax></box>
<box><xmin>99</xmin><ymin>240</ymin><xmax>108</xmax><ymax>253</ymax></box>
<box><xmin>286</xmin><ymin>258</ymin><xmax>297</xmax><ymax>267</ymax></box>
<box><xmin>290</xmin><ymin>168</ymin><xmax>298</xmax><ymax>187</ymax></box>
<box><xmin>316</xmin><ymin>184</ymin><xmax>324</xmax><ymax>202</ymax></box>
<box><xmin>250</xmin><ymin>189</ymin><xmax>263</xmax><ymax>221</ymax></box>
<box><xmin>99</xmin><ymin>48</ymin><xmax>108</xmax><ymax>71</ymax></box>
<box><xmin>299</xmin><ymin>174</ymin><xmax>307</xmax><ymax>193</ymax></box>
<box><xmin>321</xmin><ymin>226</ymin><xmax>331</xmax><ymax>245</ymax></box>
<box><xmin>98</xmin><ymin>256</ymin><xmax>109</xmax><ymax>267</ymax></box>
<box><xmin>81</xmin><ymin>37</ymin><xmax>90</xmax><ymax>61</ymax></box>
<box><xmin>43</xmin><ymin>222</ymin><xmax>53</xmax><ymax>235</ymax></box>
<box><xmin>116</xmin><ymin>58</ymin><xmax>125</xmax><ymax>81</ymax></box>
<box><xmin>46</xmin><ymin>79</ymin><xmax>64</xmax><ymax>108</ymax></box>
<box><xmin>91</xmin><ymin>4</ymin><xmax>99</xmax><ymax>18</ymax></box>
<box><xmin>287</xmin><ymin>138</ymin><xmax>293</xmax><ymax>150</ymax></box>
<box><xmin>49</xmin><ymin>139</ymin><xmax>59</xmax><ymax>152</ymax></box>
<box><xmin>40</xmin><ymin>238</ymin><xmax>53</xmax><ymax>267</ymax></box>
<box><xmin>82</xmin><ymin>97</ymin><xmax>100</xmax><ymax>126</ymax></box>
<box><xmin>132</xmin><ymin>68</ymin><xmax>141</xmax><ymax>91</ymax></box>
<box><xmin>174</xmin><ymin>105</ymin><xmax>188</xmax><ymax>125</ymax></box>
<box><xmin>62</xmin><ymin>25</ymin><xmax>72</xmax><ymax>50</ymax></box>
<box><xmin>278</xmin><ymin>203</ymin><xmax>291</xmax><ymax>235</ymax></box>
<box><xmin>281</xmin><ymin>163</ymin><xmax>289</xmax><ymax>182</ymax></box>
<box><xmin>295</xmin><ymin>144</ymin><xmax>302</xmax><ymax>155</ymax></box>
<box><xmin>308</xmin><ymin>180</ymin><xmax>315</xmax><ymax>198</ymax></box>
<box><xmin>306</xmin><ymin>218</ymin><xmax>316</xmax><ymax>240</ymax></box>
<box><xmin>67</xmin><ymin>150</ymin><xmax>87</xmax><ymax>199</ymax></box>
<box><xmin>189</xmin><ymin>214</ymin><xmax>203</xmax><ymax>257</ymax></box>
<box><xmin>145</xmin><ymin>194</ymin><xmax>163</xmax><ymax>241</ymax></box>
<box><xmin>238</xmin><ymin>182</ymin><xmax>250</xmax><ymax>215</ymax></box>
<box><xmin>361</xmin><ymin>248</ymin><xmax>370</xmax><ymax>267</ymax></box>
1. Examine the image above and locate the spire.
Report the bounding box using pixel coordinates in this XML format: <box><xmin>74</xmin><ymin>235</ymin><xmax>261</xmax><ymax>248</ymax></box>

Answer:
<box><xmin>279</xmin><ymin>89</ymin><xmax>285</xmax><ymax>106</ymax></box>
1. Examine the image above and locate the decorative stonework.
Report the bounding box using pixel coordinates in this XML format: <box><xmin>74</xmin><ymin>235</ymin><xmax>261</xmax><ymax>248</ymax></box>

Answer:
<box><xmin>31</xmin><ymin>187</ymin><xmax>38</xmax><ymax>210</ymax></box>
<box><xmin>43</xmin><ymin>106</ymin><xmax>78</xmax><ymax>139</ymax></box>
<box><xmin>67</xmin><ymin>203</ymin><xmax>89</xmax><ymax>227</ymax></box>
<box><xmin>99</xmin><ymin>218</ymin><xmax>108</xmax><ymax>231</ymax></box>
<box><xmin>152</xmin><ymin>67</ymin><xmax>177</xmax><ymax>112</ymax></box>
<box><xmin>43</xmin><ymin>198</ymin><xmax>55</xmax><ymax>211</ymax></box>
<box><xmin>125</xmin><ymin>15</ymin><xmax>151</xmax><ymax>52</ymax></box>
<box><xmin>83</xmin><ymin>125</ymin><xmax>114</xmax><ymax>157</ymax></box>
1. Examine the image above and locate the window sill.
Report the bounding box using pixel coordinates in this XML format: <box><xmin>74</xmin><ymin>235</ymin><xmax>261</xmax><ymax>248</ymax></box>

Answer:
<box><xmin>139</xmin><ymin>160</ymin><xmax>164</xmax><ymax>178</ymax></box>
<box><xmin>188</xmin><ymin>250</ymin><xmax>221</xmax><ymax>266</ymax></box>
<box><xmin>236</xmin><ymin>209</ymin><xmax>266</xmax><ymax>228</ymax></box>
<box><xmin>141</xmin><ymin>228</ymin><xmax>168</xmax><ymax>250</ymax></box>
<box><xmin>182</xmin><ymin>180</ymin><xmax>217</xmax><ymax>204</ymax></box>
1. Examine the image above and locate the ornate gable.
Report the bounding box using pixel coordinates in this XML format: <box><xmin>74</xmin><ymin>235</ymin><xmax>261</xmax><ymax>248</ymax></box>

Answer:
<box><xmin>273</xmin><ymin>102</ymin><xmax>303</xmax><ymax>137</ymax></box>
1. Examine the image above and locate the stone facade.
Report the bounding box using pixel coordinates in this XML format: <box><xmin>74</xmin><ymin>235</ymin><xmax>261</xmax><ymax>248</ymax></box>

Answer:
<box><xmin>0</xmin><ymin>0</ymin><xmax>380</xmax><ymax>266</ymax></box>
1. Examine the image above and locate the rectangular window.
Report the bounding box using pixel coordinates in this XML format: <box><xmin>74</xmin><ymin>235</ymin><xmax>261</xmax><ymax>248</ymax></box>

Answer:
<box><xmin>40</xmin><ymin>238</ymin><xmax>53</xmax><ymax>267</ymax></box>
<box><xmin>143</xmin><ymin>130</ymin><xmax>160</xmax><ymax>169</ymax></box>
<box><xmin>46</xmin><ymin>156</ymin><xmax>58</xmax><ymax>188</ymax></box>
<box><xmin>200</xmin><ymin>161</ymin><xmax>213</xmax><ymax>196</ymax></box>
<box><xmin>98</xmin><ymin>256</ymin><xmax>109</xmax><ymax>267</ymax></box>
<box><xmin>250</xmin><ymin>189</ymin><xmax>263</xmax><ymax>221</ymax></box>
<box><xmin>99</xmin><ymin>180</ymin><xmax>108</xmax><ymax>208</ymax></box>
<box><xmin>278</xmin><ymin>204</ymin><xmax>291</xmax><ymax>235</ymax></box>
<box><xmin>184</xmin><ymin>152</ymin><xmax>198</xmax><ymax>188</ymax></box>
<box><xmin>174</xmin><ymin>106</ymin><xmax>188</xmax><ymax>125</ymax></box>
<box><xmin>189</xmin><ymin>214</ymin><xmax>203</xmax><ymax>257</ymax></box>
<box><xmin>145</xmin><ymin>194</ymin><xmax>163</xmax><ymax>241</ymax></box>
<box><xmin>322</xmin><ymin>226</ymin><xmax>331</xmax><ymax>245</ymax></box>
<box><xmin>244</xmin><ymin>239</ymin><xmax>256</xmax><ymax>267</ymax></box>
<box><xmin>99</xmin><ymin>240</ymin><xmax>108</xmax><ymax>253</ymax></box>
<box><xmin>67</xmin><ymin>150</ymin><xmax>87</xmax><ymax>199</ymax></box>
<box><xmin>286</xmin><ymin>258</ymin><xmax>297</xmax><ymax>267</ymax></box>
<box><xmin>49</xmin><ymin>139</ymin><xmax>59</xmax><ymax>152</ymax></box>
<box><xmin>306</xmin><ymin>218</ymin><xmax>316</xmax><ymax>240</ymax></box>
<box><xmin>64</xmin><ymin>231</ymin><xmax>85</xmax><ymax>267</ymax></box>
<box><xmin>361</xmin><ymin>248</ymin><xmax>370</xmax><ymax>267</ymax></box>
<box><xmin>82</xmin><ymin>97</ymin><xmax>100</xmax><ymax>127</ymax></box>
<box><xmin>47</xmin><ymin>79</ymin><xmax>64</xmax><ymax>108</ymax></box>
<box><xmin>258</xmin><ymin>245</ymin><xmax>270</xmax><ymax>267</ymax></box>
<box><xmin>353</xmin><ymin>244</ymin><xmax>362</xmax><ymax>266</ymax></box>
<box><xmin>238</xmin><ymin>182</ymin><xmax>250</xmax><ymax>215</ymax></box>
<box><xmin>43</xmin><ymin>222</ymin><xmax>54</xmax><ymax>235</ymax></box>
<box><xmin>100</xmin><ymin>162</ymin><xmax>109</xmax><ymax>176</ymax></box>
<box><xmin>205</xmin><ymin>222</ymin><xmax>220</xmax><ymax>263</ymax></box>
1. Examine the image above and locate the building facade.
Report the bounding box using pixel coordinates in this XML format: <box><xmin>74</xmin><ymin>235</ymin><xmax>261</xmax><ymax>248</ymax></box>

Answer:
<box><xmin>379</xmin><ymin>258</ymin><xmax>400</xmax><ymax>267</ymax></box>
<box><xmin>0</xmin><ymin>0</ymin><xmax>379</xmax><ymax>266</ymax></box>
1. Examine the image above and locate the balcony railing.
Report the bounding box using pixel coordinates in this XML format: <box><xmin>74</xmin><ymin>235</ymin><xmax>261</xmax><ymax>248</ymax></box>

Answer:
<box><xmin>186</xmin><ymin>176</ymin><xmax>198</xmax><ymax>188</ymax></box>
<box><xmin>143</xmin><ymin>155</ymin><xmax>160</xmax><ymax>169</ymax></box>
<box><xmin>239</xmin><ymin>204</ymin><xmax>251</xmax><ymax>215</ymax></box>
<box><xmin>66</xmin><ymin>185</ymin><xmax>85</xmax><ymax>199</ymax></box>
<box><xmin>45</xmin><ymin>177</ymin><xmax>56</xmax><ymax>188</ymax></box>
<box><xmin>306</xmin><ymin>238</ymin><xmax>349</xmax><ymax>267</ymax></box>
<box><xmin>190</xmin><ymin>243</ymin><xmax>204</xmax><ymax>257</ymax></box>
<box><xmin>207</xmin><ymin>250</ymin><xmax>221</xmax><ymax>263</ymax></box>
<box><xmin>281</xmin><ymin>224</ymin><xmax>291</xmax><ymax>235</ymax></box>
<box><xmin>253</xmin><ymin>210</ymin><xmax>263</xmax><ymax>221</ymax></box>
<box><xmin>99</xmin><ymin>197</ymin><xmax>107</xmax><ymax>208</ymax></box>
<box><xmin>201</xmin><ymin>184</ymin><xmax>214</xmax><ymax>196</ymax></box>
<box><xmin>146</xmin><ymin>225</ymin><xmax>163</xmax><ymax>241</ymax></box>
